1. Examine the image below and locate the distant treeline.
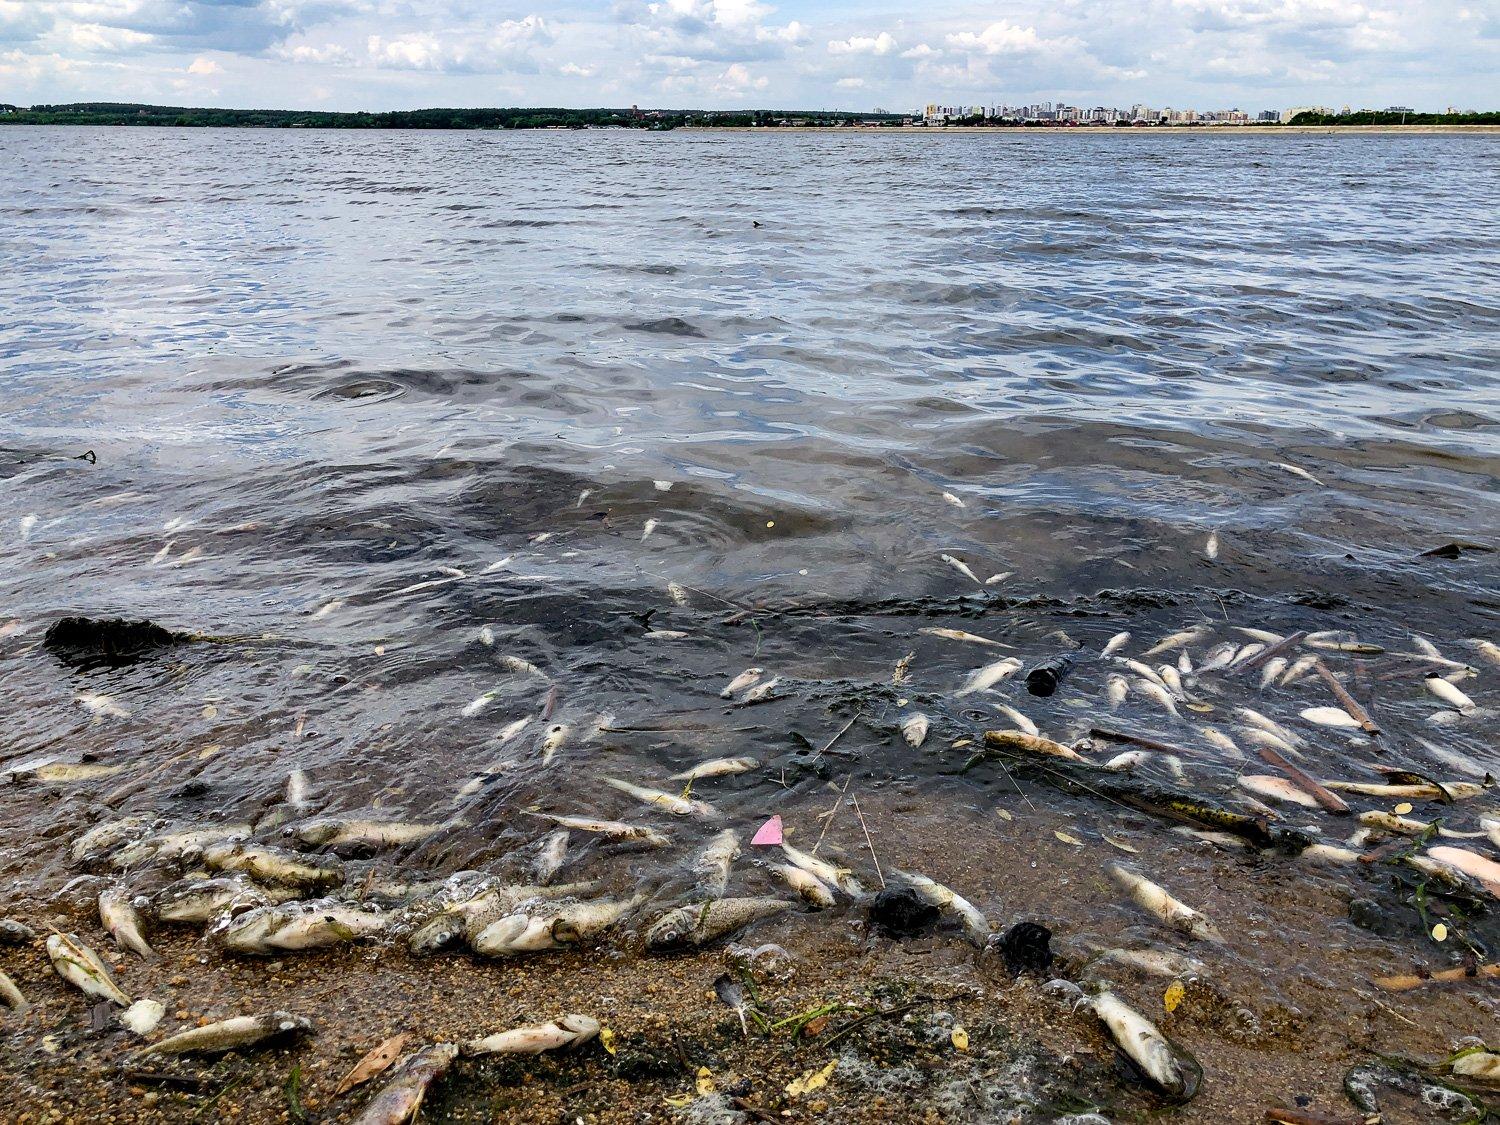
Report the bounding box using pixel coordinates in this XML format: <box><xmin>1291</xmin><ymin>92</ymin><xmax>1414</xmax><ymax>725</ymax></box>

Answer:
<box><xmin>0</xmin><ymin>103</ymin><xmax>905</xmax><ymax>129</ymax></box>
<box><xmin>1288</xmin><ymin>110</ymin><xmax>1499</xmax><ymax>125</ymax></box>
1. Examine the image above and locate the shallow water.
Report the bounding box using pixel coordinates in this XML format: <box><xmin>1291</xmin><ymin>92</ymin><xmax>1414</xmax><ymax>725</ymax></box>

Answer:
<box><xmin>1</xmin><ymin>126</ymin><xmax>1498</xmax><ymax>1119</ymax></box>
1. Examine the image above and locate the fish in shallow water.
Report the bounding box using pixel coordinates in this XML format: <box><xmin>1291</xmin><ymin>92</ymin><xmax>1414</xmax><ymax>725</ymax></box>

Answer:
<box><xmin>956</xmin><ymin>657</ymin><xmax>1022</xmax><ymax>696</ymax></box>
<box><xmin>354</xmin><ymin>1043</ymin><xmax>458</xmax><ymax>1125</ymax></box>
<box><xmin>112</xmin><ymin>822</ymin><xmax>253</xmax><ymax>867</ymax></box>
<box><xmin>1235</xmin><ymin>707</ymin><xmax>1304</xmax><ymax>747</ymax></box>
<box><xmin>603</xmin><ymin>776</ymin><xmax>716</xmax><ymax>818</ymax></box>
<box><xmin>1108</xmin><ymin>864</ymin><xmax>1222</xmax><ymax>942</ymax></box>
<box><xmin>1134</xmin><ymin>680</ymin><xmax>1180</xmax><ymax>718</ymax></box>
<box><xmin>645</xmin><ymin>896</ymin><xmax>794</xmax><ymax>950</ymax></box>
<box><xmin>693</xmin><ymin>830</ymin><xmax>741</xmax><ymax>897</ymax></box>
<box><xmin>137</xmin><ymin>1012</ymin><xmax>314</xmax><ymax>1056</ymax></box>
<box><xmin>470</xmin><ymin>898</ymin><xmax>638</xmax><ymax>956</ymax></box>
<box><xmin>540</xmin><ymin>723</ymin><xmax>571</xmax><ymax>764</ymax></box>
<box><xmin>781</xmin><ymin>840</ymin><xmax>864</xmax><ymax>897</ymax></box>
<box><xmin>1425</xmin><ymin>675</ymin><xmax>1476</xmax><ymax>713</ymax></box>
<box><xmin>462</xmin><ymin>1014</ymin><xmax>600</xmax><ymax>1057</ymax></box>
<box><xmin>1105</xmin><ymin>675</ymin><xmax>1129</xmax><ymax>710</ymax></box>
<box><xmin>1194</xmin><ymin>642</ymin><xmax>1238</xmax><ymax>674</ymax></box>
<box><xmin>1101</xmin><ymin>631</ymin><xmax>1131</xmax><ymax>658</ymax></box>
<box><xmin>1094</xmin><ymin>947</ymin><xmax>1205</xmax><ymax>979</ymax></box>
<box><xmin>1426</xmin><ymin>846</ymin><xmax>1500</xmax><ymax>897</ymax></box>
<box><xmin>533</xmin><ymin>830</ymin><xmax>569</xmax><ymax>884</ymax></box>
<box><xmin>46</xmin><ymin>932</ymin><xmax>129</xmax><ymax>1006</ymax></box>
<box><xmin>1322</xmin><ymin>780</ymin><xmax>1488</xmax><ymax>800</ymax></box>
<box><xmin>1300</xmin><ymin>705</ymin><xmax>1361</xmax><ymax>729</ymax></box>
<box><xmin>891</xmin><ymin>869</ymin><xmax>989</xmax><ymax>947</ymax></box>
<box><xmin>670</xmin><ymin>756</ymin><xmax>757</xmax><ymax>781</ymax></box>
<box><xmin>72</xmin><ymin>817</ymin><xmax>152</xmax><ymax>864</ymax></box>
<box><xmin>99</xmin><ymin>888</ymin><xmax>153</xmax><ymax>959</ymax></box>
<box><xmin>720</xmin><ymin>668</ymin><xmax>763</xmax><ymax>697</ymax></box>
<box><xmin>920</xmin><ymin>627</ymin><xmax>1010</xmax><ymax>648</ymax></box>
<box><xmin>1237</xmin><ymin>774</ymin><xmax>1319</xmax><ymax>808</ymax></box>
<box><xmin>76</xmin><ymin>692</ymin><xmax>130</xmax><ymax>719</ymax></box>
<box><xmin>1089</xmin><ymin>989</ymin><xmax>1201</xmax><ymax>1100</ymax></box>
<box><xmin>993</xmin><ymin>704</ymin><xmax>1038</xmax><ymax>736</ymax></box>
<box><xmin>1357</xmin><ymin>811</ymin><xmax>1485</xmax><ymax>839</ymax></box>
<box><xmin>940</xmin><ymin>554</ymin><xmax>982</xmax><ymax>585</ymax></box>
<box><xmin>771</xmin><ymin>863</ymin><xmax>835</xmax><ymax>907</ymax></box>
<box><xmin>901</xmin><ymin>713</ymin><xmax>930</xmax><ymax>748</ymax></box>
<box><xmin>153</xmin><ymin>876</ymin><xmax>295</xmax><ymax>923</ymax></box>
<box><xmin>293</xmin><ymin>817</ymin><xmax>449</xmax><ymax>850</ymax></box>
<box><xmin>984</xmin><ymin>728</ymin><xmax>1085</xmax><ymax>761</ymax></box>
<box><xmin>1141</xmin><ymin>626</ymin><xmax>1209</xmax><ymax>658</ymax></box>
<box><xmin>532</xmin><ymin>813</ymin><xmax>670</xmax><ymax>847</ymax></box>
<box><xmin>201</xmin><ymin>842</ymin><xmax>343</xmax><ymax>890</ymax></box>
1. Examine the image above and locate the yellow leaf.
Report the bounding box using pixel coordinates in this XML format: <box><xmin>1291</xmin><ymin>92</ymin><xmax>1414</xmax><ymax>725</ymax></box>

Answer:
<box><xmin>202</xmin><ymin>704</ymin><xmax>218</xmax><ymax>719</ymax></box>
<box><xmin>995</xmin><ymin>808</ymin><xmax>1013</xmax><ymax>822</ymax></box>
<box><xmin>1054</xmin><ymin>830</ymin><xmax>1084</xmax><ymax>846</ymax></box>
<box><xmin>662</xmin><ymin>1094</ymin><xmax>694</xmax><ymax>1109</ymax></box>
<box><xmin>951</xmin><ymin>1027</ymin><xmax>969</xmax><ymax>1051</ymax></box>
<box><xmin>1432</xmin><ymin>922</ymin><xmax>1449</xmax><ymax>942</ymax></box>
<box><xmin>785</xmin><ymin>1059</ymin><xmax>838</xmax><ymax>1099</ymax></box>
<box><xmin>1103</xmin><ymin>836</ymin><xmax>1138</xmax><ymax>854</ymax></box>
<box><xmin>696</xmin><ymin>1067</ymin><xmax>715</xmax><ymax>1096</ymax></box>
<box><xmin>1164</xmin><ymin>980</ymin><xmax>1185</xmax><ymax>1013</ymax></box>
<box><xmin>1394</xmin><ymin>802</ymin><xmax>1413</xmax><ymax>815</ymax></box>
<box><xmin>600</xmin><ymin>1027</ymin><xmax>616</xmax><ymax>1056</ymax></box>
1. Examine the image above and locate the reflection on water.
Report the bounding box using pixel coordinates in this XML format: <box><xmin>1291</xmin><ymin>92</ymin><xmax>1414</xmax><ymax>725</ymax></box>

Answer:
<box><xmin>0</xmin><ymin>126</ymin><xmax>1498</xmax><ymax>1119</ymax></box>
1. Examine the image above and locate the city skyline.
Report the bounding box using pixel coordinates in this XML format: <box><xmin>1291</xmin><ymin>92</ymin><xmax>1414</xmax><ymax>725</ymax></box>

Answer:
<box><xmin>1</xmin><ymin>1</ymin><xmax>1495</xmax><ymax>114</ymax></box>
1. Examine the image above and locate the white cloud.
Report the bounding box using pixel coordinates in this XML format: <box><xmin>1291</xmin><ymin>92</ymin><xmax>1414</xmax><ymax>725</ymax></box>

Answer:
<box><xmin>186</xmin><ymin>55</ymin><xmax>220</xmax><ymax>75</ymax></box>
<box><xmin>828</xmin><ymin>31</ymin><xmax>896</xmax><ymax>56</ymax></box>
<box><xmin>945</xmin><ymin>22</ymin><xmax>1046</xmax><ymax>55</ymax></box>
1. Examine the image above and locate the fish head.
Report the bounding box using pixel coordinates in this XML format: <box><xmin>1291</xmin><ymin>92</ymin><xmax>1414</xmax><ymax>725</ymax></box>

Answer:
<box><xmin>644</xmin><ymin>909</ymin><xmax>694</xmax><ymax>950</ymax></box>
<box><xmin>293</xmin><ymin>820</ymin><xmax>340</xmax><ymax>846</ymax></box>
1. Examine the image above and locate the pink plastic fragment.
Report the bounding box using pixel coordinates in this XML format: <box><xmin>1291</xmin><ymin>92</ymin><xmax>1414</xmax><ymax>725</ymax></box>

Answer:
<box><xmin>751</xmin><ymin>815</ymin><xmax>783</xmax><ymax>847</ymax></box>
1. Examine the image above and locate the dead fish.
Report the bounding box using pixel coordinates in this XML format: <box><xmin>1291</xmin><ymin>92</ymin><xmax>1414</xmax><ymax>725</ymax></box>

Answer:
<box><xmin>0</xmin><ymin>920</ymin><xmax>34</xmax><ymax>945</ymax></box>
<box><xmin>644</xmin><ymin>629</ymin><xmax>688</xmax><ymax>640</ymax></box>
<box><xmin>1106</xmin><ymin>750</ymin><xmax>1154</xmax><ymax>772</ymax></box>
<box><xmin>1194</xmin><ymin>642</ymin><xmax>1238</xmax><ymax>674</ymax></box>
<box><xmin>1094</xmin><ymin>947</ymin><xmax>1205</xmax><ymax>979</ymax></box>
<box><xmin>496</xmin><ymin>716</ymin><xmax>532</xmax><ymax>744</ymax></box>
<box><xmin>532</xmin><ymin>813</ymin><xmax>670</xmax><ymax>847</ymax></box>
<box><xmin>285</xmin><ymin>768</ymin><xmax>314</xmax><ymax>812</ymax></box>
<box><xmin>956</xmin><ymin>657</ymin><xmax>1022</xmax><ymax>696</ymax></box>
<box><xmin>1426</xmin><ymin>846</ymin><xmax>1500</xmax><ymax>897</ymax></box>
<box><xmin>24</xmin><ymin>761</ymin><xmax>126</xmax><ymax>782</ymax></box>
<box><xmin>1307</xmin><ymin>638</ymin><xmax>1384</xmax><ymax>654</ymax></box>
<box><xmin>1171</xmin><ymin>826</ymin><xmax>1249</xmax><ymax>850</ymax></box>
<box><xmin>901</xmin><ymin>713</ymin><xmax>930</xmax><ymax>749</ymax></box>
<box><xmin>112</xmin><ymin>822</ymin><xmax>253</xmax><ymax>868</ymax></box>
<box><xmin>1101</xmin><ymin>631</ymin><xmax>1131</xmax><ymax>657</ymax></box>
<box><xmin>720</xmin><ymin>668</ymin><xmax>764</xmax><ymax>697</ymax></box>
<box><xmin>645</xmin><ymin>897</ymin><xmax>794</xmax><ymax>950</ymax></box>
<box><xmin>1177</xmin><ymin>651</ymin><xmax>1193</xmax><ymax>674</ymax></box>
<box><xmin>137</xmin><ymin>1011</ymin><xmax>314</xmax><ymax>1056</ymax></box>
<box><xmin>1276</xmin><ymin>461</ymin><xmax>1322</xmax><ymax>485</ymax></box>
<box><xmin>739</xmin><ymin>676</ymin><xmax>781</xmax><ymax>703</ymax></box>
<box><xmin>983</xmin><ymin>729</ymin><xmax>1086</xmax><ymax>761</ymax></box>
<box><xmin>99</xmin><ymin>888</ymin><xmax>153</xmax><ymax>959</ymax></box>
<box><xmin>311</xmin><ymin>599</ymin><xmax>344</xmax><ymax>620</ymax></box>
<box><xmin>76</xmin><ymin>691</ymin><xmax>131</xmax><ymax>719</ymax></box>
<box><xmin>941</xmin><ymin>491</ymin><xmax>965</xmax><ymax>508</ymax></box>
<box><xmin>1464</xmin><ymin>639</ymin><xmax>1500</xmax><ymax>667</ymax></box>
<box><xmin>1484</xmin><ymin>817</ymin><xmax>1500</xmax><ymax>849</ymax></box>
<box><xmin>920</xmin><ymin>627</ymin><xmax>1010</xmax><ymax>649</ymax></box>
<box><xmin>1258</xmin><ymin>657</ymin><xmax>1288</xmax><ymax>689</ymax></box>
<box><xmin>1156</xmin><ymin>665</ymin><xmax>1186</xmax><ymax>698</ymax></box>
<box><xmin>693</xmin><ymin>830</ymin><xmax>741</xmax><ymax>897</ymax></box>
<box><xmin>220</xmin><ymin>901</ymin><xmax>388</xmax><ymax>953</ymax></box>
<box><xmin>472</xmin><ymin>897</ymin><xmax>640</xmax><ymax>956</ymax></box>
<box><xmin>1300</xmin><ymin>705</ymin><xmax>1361</xmax><ymax>729</ymax></box>
<box><xmin>1198</xmin><ymin>728</ymin><xmax>1240</xmax><ymax>757</ymax></box>
<box><xmin>781</xmin><ymin>841</ymin><xmax>864</xmax><ymax>897</ymax></box>
<box><xmin>671</xmin><ymin>756</ymin><xmax>758</xmax><ymax>782</ymax></box>
<box><xmin>293</xmin><ymin>818</ymin><xmax>449</xmax><ymax>850</ymax></box>
<box><xmin>1089</xmin><ymin>989</ymin><xmax>1201</xmax><ymax>1099</ymax></box>
<box><xmin>1238</xmin><ymin>774</ymin><xmax>1320</xmax><ymax>809</ymax></box>
<box><xmin>1141</xmin><ymin>627</ymin><xmax>1209</xmax><ymax>658</ymax></box>
<box><xmin>666</xmin><ymin>581</ymin><xmax>689</xmax><ymax>606</ymax></box>
<box><xmin>1279</xmin><ymin>654</ymin><xmax>1318</xmax><ymax>685</ymax></box>
<box><xmin>603</xmin><ymin>776</ymin><xmax>715</xmax><ymax>819</ymax></box>
<box><xmin>993</xmin><ymin>704</ymin><xmax>1038</xmax><ymax>737</ymax></box>
<box><xmin>641</xmin><ymin>518</ymin><xmax>658</xmax><ymax>541</ymax></box>
<box><xmin>940</xmin><ymin>554</ymin><xmax>982</xmax><ymax>585</ymax></box>
<box><xmin>71</xmin><ymin>817</ymin><xmax>152</xmax><ymax>864</ymax></box>
<box><xmin>1323</xmin><ymin>780</ymin><xmax>1489</xmax><ymax>800</ymax></box>
<box><xmin>985</xmin><ymin>571</ymin><xmax>1011</xmax><ymax>584</ymax></box>
<box><xmin>153</xmin><ymin>876</ymin><xmax>294</xmax><ymax>923</ymax></box>
<box><xmin>462</xmin><ymin>691</ymin><xmax>497</xmax><ymax>719</ymax></box>
<box><xmin>540</xmin><ymin>723</ymin><xmax>571</xmax><ymax>764</ymax></box>
<box><xmin>1227</xmin><ymin>642</ymin><xmax>1266</xmax><ymax>668</ymax></box>
<box><xmin>497</xmin><ymin>654</ymin><xmax>545</xmax><ymax>677</ymax></box>
<box><xmin>354</xmin><ymin>1043</ymin><xmax>458</xmax><ymax>1125</ymax></box>
<box><xmin>1358</xmin><ymin>812</ymin><xmax>1486</xmax><ymax>840</ymax></box>
<box><xmin>891</xmin><ymin>869</ymin><xmax>989</xmax><ymax>947</ymax></box>
<box><xmin>1118</xmin><ymin>658</ymin><xmax>1169</xmax><ymax>691</ymax></box>
<box><xmin>1108</xmin><ymin>864</ymin><xmax>1222</xmax><ymax>942</ymax></box>
<box><xmin>46</xmin><ymin>932</ymin><xmax>130</xmax><ymax>1006</ymax></box>
<box><xmin>1451</xmin><ymin>1050</ymin><xmax>1500</xmax><ymax>1083</ymax></box>
<box><xmin>1235</xmin><ymin>707</ymin><xmax>1304</xmax><ymax>748</ymax></box>
<box><xmin>1135</xmin><ymin>680</ymin><xmax>1180</xmax><ymax>718</ymax></box>
<box><xmin>771</xmin><ymin>863</ymin><xmax>835</xmax><ymax>907</ymax></box>
<box><xmin>1105</xmin><ymin>675</ymin><xmax>1129</xmax><ymax>710</ymax></box>
<box><xmin>202</xmin><ymin>842</ymin><xmax>343</xmax><ymax>890</ymax></box>
<box><xmin>1426</xmin><ymin>675</ymin><xmax>1475</xmax><ymax>713</ymax></box>
<box><xmin>0</xmin><ymin>969</ymin><xmax>27</xmax><ymax>1011</ymax></box>
<box><xmin>532</xmin><ymin>830</ymin><xmax>570</xmax><ymax>884</ymax></box>
<box><xmin>462</xmin><ymin>1013</ymin><xmax>600</xmax><ymax>1057</ymax></box>
<box><xmin>1204</xmin><ymin>531</ymin><xmax>1219</xmax><ymax>559</ymax></box>
<box><xmin>1298</xmin><ymin>843</ymin><xmax>1362</xmax><ymax>865</ymax></box>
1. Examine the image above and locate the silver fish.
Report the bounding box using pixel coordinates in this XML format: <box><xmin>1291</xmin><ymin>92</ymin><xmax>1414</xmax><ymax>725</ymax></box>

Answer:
<box><xmin>99</xmin><ymin>888</ymin><xmax>153</xmax><ymax>959</ymax></box>
<box><xmin>720</xmin><ymin>668</ymin><xmax>764</xmax><ymax>697</ymax></box>
<box><xmin>781</xmin><ymin>841</ymin><xmax>864</xmax><ymax>897</ymax></box>
<box><xmin>1109</xmin><ymin>864</ymin><xmax>1222</xmax><ymax>942</ymax></box>
<box><xmin>202</xmin><ymin>842</ymin><xmax>343</xmax><ymax>890</ymax></box>
<box><xmin>771</xmin><ymin>863</ymin><xmax>835</xmax><ymax>907</ymax></box>
<box><xmin>670</xmin><ymin>756</ymin><xmax>758</xmax><ymax>781</ymax></box>
<box><xmin>220</xmin><ymin>901</ymin><xmax>388</xmax><ymax>953</ymax></box>
<box><xmin>533</xmin><ymin>813</ymin><xmax>670</xmax><ymax>847</ymax></box>
<box><xmin>1141</xmin><ymin>626</ymin><xmax>1209</xmax><ymax>658</ymax></box>
<box><xmin>693</xmin><ymin>829</ymin><xmax>741</xmax><ymax>897</ymax></box>
<box><xmin>137</xmin><ymin>1012</ymin><xmax>313</xmax><ymax>1056</ymax></box>
<box><xmin>956</xmin><ymin>657</ymin><xmax>1022</xmax><ymax>696</ymax></box>
<box><xmin>891</xmin><ymin>869</ymin><xmax>989</xmax><ymax>947</ymax></box>
<box><xmin>940</xmin><ymin>554</ymin><xmax>982</xmax><ymax>585</ymax></box>
<box><xmin>1090</xmin><ymin>990</ymin><xmax>1200</xmax><ymax>1098</ymax></box>
<box><xmin>603</xmin><ymin>776</ymin><xmax>715</xmax><ymax>819</ymax></box>
<box><xmin>645</xmin><ymin>897</ymin><xmax>794</xmax><ymax>950</ymax></box>
<box><xmin>1101</xmin><ymin>631</ymin><xmax>1131</xmax><ymax>658</ymax></box>
<box><xmin>462</xmin><ymin>1014</ymin><xmax>600</xmax><ymax>1057</ymax></box>
<box><xmin>533</xmin><ymin>830</ymin><xmax>570</xmax><ymax>884</ymax></box>
<box><xmin>920</xmin><ymin>627</ymin><xmax>1010</xmax><ymax>649</ymax></box>
<box><xmin>46</xmin><ymin>932</ymin><xmax>129</xmax><ymax>1006</ymax></box>
<box><xmin>72</xmin><ymin>817</ymin><xmax>152</xmax><ymax>864</ymax></box>
<box><xmin>901</xmin><ymin>713</ymin><xmax>931</xmax><ymax>748</ymax></box>
<box><xmin>293</xmin><ymin>818</ymin><xmax>449</xmax><ymax>850</ymax></box>
<box><xmin>354</xmin><ymin>1043</ymin><xmax>458</xmax><ymax>1125</ymax></box>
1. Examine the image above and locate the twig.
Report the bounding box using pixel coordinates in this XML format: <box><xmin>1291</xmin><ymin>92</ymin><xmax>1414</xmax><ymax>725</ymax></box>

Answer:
<box><xmin>809</xmin><ymin>713</ymin><xmax>859</xmax><ymax>765</ymax></box>
<box><xmin>809</xmin><ymin>775</ymin><xmax>853</xmax><ymax>855</ymax></box>
<box><xmin>1088</xmin><ymin>727</ymin><xmax>1205</xmax><ymax>758</ymax></box>
<box><xmin>1311</xmin><ymin>659</ymin><xmax>1380</xmax><ymax>734</ymax></box>
<box><xmin>1256</xmin><ymin>745</ymin><xmax>1349</xmax><ymax>814</ymax></box>
<box><xmin>850</xmin><ymin>795</ymin><xmax>884</xmax><ymax>889</ymax></box>
<box><xmin>1236</xmin><ymin>630</ymin><xmax>1307</xmax><ymax>675</ymax></box>
<box><xmin>823</xmin><ymin>992</ymin><xmax>968</xmax><ymax>1048</ymax></box>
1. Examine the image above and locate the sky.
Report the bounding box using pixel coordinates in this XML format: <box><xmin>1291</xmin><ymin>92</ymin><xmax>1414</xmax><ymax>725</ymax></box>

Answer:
<box><xmin>0</xmin><ymin>0</ymin><xmax>1495</xmax><ymax>113</ymax></box>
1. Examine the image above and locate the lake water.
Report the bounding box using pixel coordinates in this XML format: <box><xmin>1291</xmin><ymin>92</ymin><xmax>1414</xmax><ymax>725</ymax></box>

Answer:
<box><xmin>1</xmin><ymin>126</ymin><xmax>1498</xmax><ymax>1121</ymax></box>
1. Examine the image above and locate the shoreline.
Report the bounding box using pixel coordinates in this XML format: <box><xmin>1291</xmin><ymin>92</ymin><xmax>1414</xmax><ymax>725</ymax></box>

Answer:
<box><xmin>3</xmin><ymin>123</ymin><xmax>1497</xmax><ymax>135</ymax></box>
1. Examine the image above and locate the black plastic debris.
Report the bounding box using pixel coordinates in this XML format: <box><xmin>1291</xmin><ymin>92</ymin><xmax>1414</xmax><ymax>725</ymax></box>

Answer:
<box><xmin>867</xmin><ymin>886</ymin><xmax>940</xmax><ymax>938</ymax></box>
<box><xmin>1024</xmin><ymin>653</ymin><xmax>1077</xmax><ymax>697</ymax></box>
<box><xmin>998</xmin><ymin>921</ymin><xmax>1053</xmax><ymax>975</ymax></box>
<box><xmin>43</xmin><ymin>616</ymin><xmax>190</xmax><ymax>668</ymax></box>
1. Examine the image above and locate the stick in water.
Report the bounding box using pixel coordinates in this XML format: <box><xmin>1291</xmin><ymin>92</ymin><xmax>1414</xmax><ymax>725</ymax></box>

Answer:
<box><xmin>1311</xmin><ymin>659</ymin><xmax>1380</xmax><ymax>734</ymax></box>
